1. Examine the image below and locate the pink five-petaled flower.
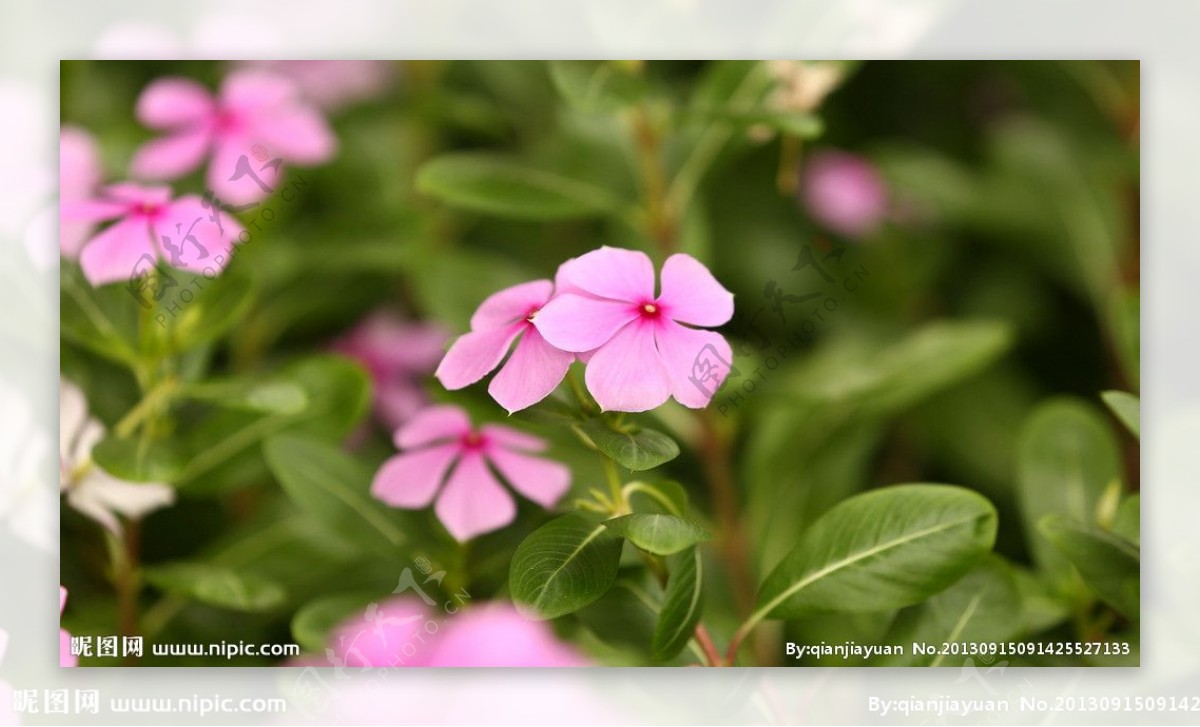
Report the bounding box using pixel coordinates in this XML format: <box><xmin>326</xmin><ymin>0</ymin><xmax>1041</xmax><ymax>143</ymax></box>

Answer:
<box><xmin>130</xmin><ymin>70</ymin><xmax>336</xmax><ymax>206</ymax></box>
<box><xmin>435</xmin><ymin>278</ymin><xmax>576</xmax><ymax>414</ymax></box>
<box><xmin>371</xmin><ymin>405</ymin><xmax>569</xmax><ymax>541</ymax></box>
<box><xmin>61</xmin><ymin>182</ymin><xmax>244</xmax><ymax>286</ymax></box>
<box><xmin>535</xmin><ymin>247</ymin><xmax>735</xmax><ymax>412</ymax></box>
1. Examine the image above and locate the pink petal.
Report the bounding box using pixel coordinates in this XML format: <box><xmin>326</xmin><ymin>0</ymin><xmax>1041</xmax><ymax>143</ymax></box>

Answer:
<box><xmin>78</xmin><ymin>217</ymin><xmax>156</xmax><ymax>286</ymax></box>
<box><xmin>376</xmin><ymin>382</ymin><xmax>428</xmax><ymax>431</ymax></box>
<box><xmin>60</xmin><ymin>126</ymin><xmax>101</xmax><ymax>201</ymax></box>
<box><xmin>487</xmin><ymin>329</ymin><xmax>574</xmax><ymax>413</ymax></box>
<box><xmin>481</xmin><ymin>424</ymin><xmax>546</xmax><ymax>453</ymax></box>
<box><xmin>249</xmin><ymin>106</ymin><xmax>336</xmax><ymax>165</ymax></box>
<box><xmin>329</xmin><ymin>597</ymin><xmax>432</xmax><ymax>668</ymax></box>
<box><xmin>434</xmin><ymin>324</ymin><xmax>524</xmax><ymax>391</ymax></box>
<box><xmin>102</xmin><ymin>183</ymin><xmax>173</xmax><ymax>208</ymax></box>
<box><xmin>552</xmin><ymin>257</ymin><xmax>589</xmax><ymax>297</ymax></box>
<box><xmin>395</xmin><ymin>405</ymin><xmax>471</xmax><ymax>448</ymax></box>
<box><xmin>220</xmin><ymin>70</ymin><xmax>298</xmax><ymax>112</ymax></box>
<box><xmin>428</xmin><ymin>605</ymin><xmax>587</xmax><ymax>667</ymax></box>
<box><xmin>654</xmin><ymin>319</ymin><xmax>734</xmax><ymax>409</ymax></box>
<box><xmin>154</xmin><ymin>195</ymin><xmax>244</xmax><ymax>275</ymax></box>
<box><xmin>533</xmin><ymin>293</ymin><xmax>637</xmax><ymax>353</ymax></box>
<box><xmin>559</xmin><ymin>246</ymin><xmax>655</xmax><ymax>302</ymax></box>
<box><xmin>371</xmin><ymin>443</ymin><xmax>459</xmax><ymax>508</ymax></box>
<box><xmin>434</xmin><ymin>452</ymin><xmax>516</xmax><ymax>541</ymax></box>
<box><xmin>657</xmin><ymin>253</ymin><xmax>734</xmax><ymax>327</ymax></box>
<box><xmin>59</xmin><ymin>198</ymin><xmax>128</xmax><ymax>224</ymax></box>
<box><xmin>584</xmin><ymin>319</ymin><xmax>672</xmax><ymax>412</ymax></box>
<box><xmin>130</xmin><ymin>127</ymin><xmax>211</xmax><ymax>180</ymax></box>
<box><xmin>136</xmin><ymin>77</ymin><xmax>214</xmax><ymax>129</ymax></box>
<box><xmin>60</xmin><ymin>629</ymin><xmax>77</xmax><ymax>667</ymax></box>
<box><xmin>487</xmin><ymin>448</ymin><xmax>570</xmax><ymax>509</ymax></box>
<box><xmin>60</xmin><ymin>586</ymin><xmax>67</xmax><ymax>614</ymax></box>
<box><xmin>469</xmin><ymin>279</ymin><xmax>553</xmax><ymax>332</ymax></box>
<box><xmin>206</xmin><ymin>136</ymin><xmax>281</xmax><ymax>207</ymax></box>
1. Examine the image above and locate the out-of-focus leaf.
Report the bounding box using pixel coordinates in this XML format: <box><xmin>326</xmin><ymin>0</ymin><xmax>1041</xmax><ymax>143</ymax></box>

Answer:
<box><xmin>1039</xmin><ymin>515</ymin><xmax>1140</xmax><ymax>618</ymax></box>
<box><xmin>604</xmin><ymin>513</ymin><xmax>711</xmax><ymax>555</ymax></box>
<box><xmin>548</xmin><ymin>61</ymin><xmax>647</xmax><ymax>112</ymax></box>
<box><xmin>510</xmin><ymin>513</ymin><xmax>623</xmax><ymax>620</ymax></box>
<box><xmin>577</xmin><ymin>418</ymin><xmax>680</xmax><ymax>471</ymax></box>
<box><xmin>874</xmin><ymin>557</ymin><xmax>1022</xmax><ymax>666</ymax></box>
<box><xmin>161</xmin><ymin>266</ymin><xmax>256</xmax><ymax>352</ymax></box>
<box><xmin>60</xmin><ymin>265</ymin><xmax>140</xmax><ymax>366</ymax></box>
<box><xmin>142</xmin><ymin>562</ymin><xmax>286</xmax><ymax>613</ymax></box>
<box><xmin>91</xmin><ymin>436</ymin><xmax>184</xmax><ymax>483</ymax></box>
<box><xmin>292</xmin><ymin>593</ymin><xmax>377</xmax><ymax>654</ymax></box>
<box><xmin>263</xmin><ymin>434</ymin><xmax>410</xmax><ymax>554</ymax></box>
<box><xmin>1101</xmin><ymin>390</ymin><xmax>1140</xmax><ymax>439</ymax></box>
<box><xmin>652</xmin><ymin>547</ymin><xmax>704</xmax><ymax>661</ymax></box>
<box><xmin>1112</xmin><ymin>494</ymin><xmax>1140</xmax><ymax>545</ymax></box>
<box><xmin>184</xmin><ymin>376</ymin><xmax>308</xmax><ymax>415</ymax></box>
<box><xmin>754</xmin><ymin>485</ymin><xmax>997</xmax><ymax>621</ymax></box>
<box><xmin>1017</xmin><ymin>398</ymin><xmax>1122</xmax><ymax>590</ymax></box>
<box><xmin>416</xmin><ymin>153</ymin><xmax>627</xmax><ymax>220</ymax></box>
<box><xmin>1012</xmin><ymin>566</ymin><xmax>1071</xmax><ymax>635</ymax></box>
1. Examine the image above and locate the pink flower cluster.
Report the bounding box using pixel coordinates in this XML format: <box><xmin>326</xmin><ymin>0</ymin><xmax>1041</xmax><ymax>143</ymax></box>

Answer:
<box><xmin>436</xmin><ymin>246</ymin><xmax>735</xmax><ymax>414</ymax></box>
<box><xmin>324</xmin><ymin>598</ymin><xmax>585</xmax><ymax>668</ymax></box>
<box><xmin>61</xmin><ymin>70</ymin><xmax>336</xmax><ymax>286</ymax></box>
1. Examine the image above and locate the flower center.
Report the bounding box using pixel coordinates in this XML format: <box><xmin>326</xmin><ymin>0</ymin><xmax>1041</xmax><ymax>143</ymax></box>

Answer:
<box><xmin>525</xmin><ymin>307</ymin><xmax>540</xmax><ymax>323</ymax></box>
<box><xmin>214</xmin><ymin>107</ymin><xmax>240</xmax><ymax>132</ymax></box>
<box><xmin>461</xmin><ymin>431</ymin><xmax>484</xmax><ymax>449</ymax></box>
<box><xmin>134</xmin><ymin>202</ymin><xmax>163</xmax><ymax>218</ymax></box>
<box><xmin>640</xmin><ymin>302</ymin><xmax>659</xmax><ymax>316</ymax></box>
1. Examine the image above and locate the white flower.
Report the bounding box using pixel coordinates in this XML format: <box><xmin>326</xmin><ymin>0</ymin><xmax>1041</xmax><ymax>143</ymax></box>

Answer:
<box><xmin>0</xmin><ymin>379</ymin><xmax>54</xmax><ymax>551</ymax></box>
<box><xmin>59</xmin><ymin>379</ymin><xmax>174</xmax><ymax>535</ymax></box>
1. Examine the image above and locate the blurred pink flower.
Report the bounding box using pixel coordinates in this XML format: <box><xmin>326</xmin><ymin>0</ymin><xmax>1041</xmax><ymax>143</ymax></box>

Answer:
<box><xmin>61</xmin><ymin>182</ymin><xmax>244</xmax><ymax>286</ymax></box>
<box><xmin>327</xmin><ymin>597</ymin><xmax>585</xmax><ymax>668</ymax></box>
<box><xmin>371</xmin><ymin>405</ymin><xmax>569</xmax><ymax>541</ymax></box>
<box><xmin>331</xmin><ymin>312</ymin><xmax>447</xmax><ymax>430</ymax></box>
<box><xmin>130</xmin><ymin>70</ymin><xmax>336</xmax><ymax>206</ymax></box>
<box><xmin>536</xmin><ymin>246</ymin><xmax>734</xmax><ymax>412</ymax></box>
<box><xmin>238</xmin><ymin>61</ymin><xmax>396</xmax><ymax>110</ymax></box>
<box><xmin>435</xmin><ymin>278</ymin><xmax>576</xmax><ymax>414</ymax></box>
<box><xmin>59</xmin><ymin>126</ymin><xmax>102</xmax><ymax>258</ymax></box>
<box><xmin>801</xmin><ymin>150</ymin><xmax>888</xmax><ymax>239</ymax></box>
<box><xmin>60</xmin><ymin>587</ymin><xmax>76</xmax><ymax>668</ymax></box>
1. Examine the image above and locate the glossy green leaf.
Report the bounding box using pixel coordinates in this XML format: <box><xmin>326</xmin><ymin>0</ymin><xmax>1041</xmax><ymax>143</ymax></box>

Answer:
<box><xmin>1017</xmin><ymin>398</ymin><xmax>1121</xmax><ymax>586</ymax></box>
<box><xmin>1101</xmin><ymin>390</ymin><xmax>1140</xmax><ymax>439</ymax></box>
<box><xmin>142</xmin><ymin>562</ymin><xmax>285</xmax><ymax>612</ymax></box>
<box><xmin>652</xmin><ymin>547</ymin><xmax>704</xmax><ymax>661</ymax></box>
<box><xmin>577</xmin><ymin>418</ymin><xmax>680</xmax><ymax>471</ymax></box>
<box><xmin>416</xmin><ymin>153</ymin><xmax>625</xmax><ymax>220</ymax></box>
<box><xmin>291</xmin><ymin>593</ymin><xmax>376</xmax><ymax>653</ymax></box>
<box><xmin>626</xmin><ymin>481</ymin><xmax>688</xmax><ymax>517</ymax></box>
<box><xmin>263</xmin><ymin>434</ymin><xmax>409</xmax><ymax>554</ymax></box>
<box><xmin>604</xmin><ymin>513</ymin><xmax>711</xmax><ymax>556</ymax></box>
<box><xmin>874</xmin><ymin>557</ymin><xmax>1021</xmax><ymax>666</ymax></box>
<box><xmin>1039</xmin><ymin>515</ymin><xmax>1140</xmax><ymax>618</ymax></box>
<box><xmin>753</xmin><ymin>484</ymin><xmax>997</xmax><ymax>622</ymax></box>
<box><xmin>510</xmin><ymin>514</ymin><xmax>623</xmax><ymax>620</ymax></box>
<box><xmin>91</xmin><ymin>436</ymin><xmax>185</xmax><ymax>483</ymax></box>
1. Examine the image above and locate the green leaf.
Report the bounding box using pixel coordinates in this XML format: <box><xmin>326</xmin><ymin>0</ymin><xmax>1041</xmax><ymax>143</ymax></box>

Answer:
<box><xmin>752</xmin><ymin>484</ymin><xmax>997</xmax><ymax>622</ymax></box>
<box><xmin>184</xmin><ymin>376</ymin><xmax>308</xmax><ymax>415</ymax></box>
<box><xmin>577</xmin><ymin>418</ymin><xmax>680</xmax><ymax>471</ymax></box>
<box><xmin>548</xmin><ymin>61</ymin><xmax>647</xmax><ymax>112</ymax></box>
<box><xmin>91</xmin><ymin>436</ymin><xmax>184</xmax><ymax>483</ymax></box>
<box><xmin>291</xmin><ymin>593</ymin><xmax>375</xmax><ymax>653</ymax></box>
<box><xmin>416</xmin><ymin>153</ymin><xmax>625</xmax><ymax>220</ymax></box>
<box><xmin>652</xmin><ymin>547</ymin><xmax>704</xmax><ymax>661</ymax></box>
<box><xmin>626</xmin><ymin>480</ymin><xmax>688</xmax><ymax>517</ymax></box>
<box><xmin>604</xmin><ymin>513</ymin><xmax>711</xmax><ymax>556</ymax></box>
<box><xmin>1101</xmin><ymin>390</ymin><xmax>1140</xmax><ymax>439</ymax></box>
<box><xmin>142</xmin><ymin>562</ymin><xmax>285</xmax><ymax>612</ymax></box>
<box><xmin>1039</xmin><ymin>515</ymin><xmax>1140</xmax><ymax>618</ymax></box>
<box><xmin>510</xmin><ymin>514</ymin><xmax>623</xmax><ymax>620</ymax></box>
<box><xmin>1112</xmin><ymin>494</ymin><xmax>1140</xmax><ymax>546</ymax></box>
<box><xmin>1012</xmin><ymin>566</ymin><xmax>1070</xmax><ymax>635</ymax></box>
<box><xmin>697</xmin><ymin>109</ymin><xmax>824</xmax><ymax>138</ymax></box>
<box><xmin>263</xmin><ymin>434</ymin><xmax>409</xmax><ymax>554</ymax></box>
<box><xmin>1017</xmin><ymin>398</ymin><xmax>1122</xmax><ymax>587</ymax></box>
<box><xmin>874</xmin><ymin>557</ymin><xmax>1021</xmax><ymax>666</ymax></box>
<box><xmin>60</xmin><ymin>265</ymin><xmax>140</xmax><ymax>366</ymax></box>
<box><xmin>161</xmin><ymin>266</ymin><xmax>256</xmax><ymax>352</ymax></box>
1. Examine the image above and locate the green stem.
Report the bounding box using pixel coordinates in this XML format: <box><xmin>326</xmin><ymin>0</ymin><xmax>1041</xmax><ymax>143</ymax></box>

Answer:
<box><xmin>601</xmin><ymin>456</ymin><xmax>628</xmax><ymax>514</ymax></box>
<box><xmin>114</xmin><ymin>377</ymin><xmax>178</xmax><ymax>439</ymax></box>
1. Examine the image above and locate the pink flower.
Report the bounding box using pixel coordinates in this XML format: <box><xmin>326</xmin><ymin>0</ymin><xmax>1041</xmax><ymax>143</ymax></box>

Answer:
<box><xmin>130</xmin><ymin>70</ymin><xmax>336</xmax><ymax>206</ymax></box>
<box><xmin>60</xmin><ymin>586</ymin><xmax>76</xmax><ymax>667</ymax></box>
<box><xmin>435</xmin><ymin>277</ymin><xmax>576</xmax><ymax>414</ymax></box>
<box><xmin>331</xmin><ymin>312</ymin><xmax>448</xmax><ymax>430</ymax></box>
<box><xmin>535</xmin><ymin>247</ymin><xmax>734</xmax><ymax>412</ymax></box>
<box><xmin>371</xmin><ymin>405</ymin><xmax>569</xmax><ymax>541</ymax></box>
<box><xmin>59</xmin><ymin>126</ymin><xmax>102</xmax><ymax>258</ymax></box>
<box><xmin>61</xmin><ymin>182</ymin><xmax>244</xmax><ymax>286</ymax></box>
<box><xmin>801</xmin><ymin>150</ymin><xmax>888</xmax><ymax>239</ymax></box>
<box><xmin>327</xmin><ymin>598</ymin><xmax>586</xmax><ymax>668</ymax></box>
<box><xmin>237</xmin><ymin>61</ymin><xmax>396</xmax><ymax>110</ymax></box>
